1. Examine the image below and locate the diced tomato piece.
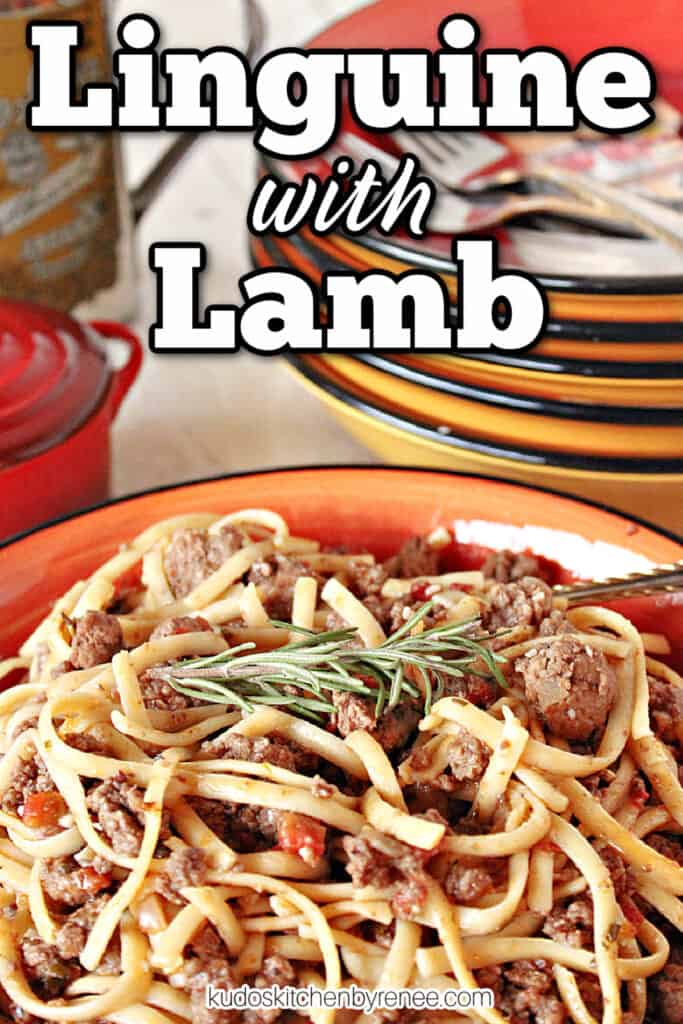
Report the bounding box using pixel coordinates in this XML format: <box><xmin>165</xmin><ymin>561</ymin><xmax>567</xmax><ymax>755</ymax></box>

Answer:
<box><xmin>113</xmin><ymin>560</ymin><xmax>143</xmax><ymax>601</ymax></box>
<box><xmin>629</xmin><ymin>777</ymin><xmax>649</xmax><ymax>808</ymax></box>
<box><xmin>410</xmin><ymin>581</ymin><xmax>432</xmax><ymax>602</ymax></box>
<box><xmin>21</xmin><ymin>791</ymin><xmax>67</xmax><ymax>829</ymax></box>
<box><xmin>79</xmin><ymin>866</ymin><xmax>113</xmax><ymax>895</ymax></box>
<box><xmin>465</xmin><ymin>676</ymin><xmax>497</xmax><ymax>708</ymax></box>
<box><xmin>277</xmin><ymin>812</ymin><xmax>326</xmax><ymax>865</ymax></box>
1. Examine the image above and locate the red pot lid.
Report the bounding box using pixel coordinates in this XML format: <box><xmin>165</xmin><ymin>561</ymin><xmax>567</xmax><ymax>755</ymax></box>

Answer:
<box><xmin>0</xmin><ymin>300</ymin><xmax>110</xmax><ymax>466</ymax></box>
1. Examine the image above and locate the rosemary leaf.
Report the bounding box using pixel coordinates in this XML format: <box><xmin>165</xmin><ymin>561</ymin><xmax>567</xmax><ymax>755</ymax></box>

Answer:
<box><xmin>388</xmin><ymin>662</ymin><xmax>404</xmax><ymax>710</ymax></box>
<box><xmin>161</xmin><ymin>602</ymin><xmax>506</xmax><ymax>723</ymax></box>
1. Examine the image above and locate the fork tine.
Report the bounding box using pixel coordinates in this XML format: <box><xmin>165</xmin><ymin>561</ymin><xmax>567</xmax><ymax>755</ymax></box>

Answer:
<box><xmin>338</xmin><ymin>131</ymin><xmax>401</xmax><ymax>175</ymax></box>
<box><xmin>336</xmin><ymin>131</ymin><xmax>479</xmax><ymax>233</ymax></box>
<box><xmin>393</xmin><ymin>128</ymin><xmax>511</xmax><ymax>189</ymax></box>
<box><xmin>393</xmin><ymin>129</ymin><xmax>482</xmax><ymax>186</ymax></box>
<box><xmin>395</xmin><ymin>129</ymin><xmax>471</xmax><ymax>160</ymax></box>
<box><xmin>395</xmin><ymin>129</ymin><xmax>474</xmax><ymax>161</ymax></box>
<box><xmin>392</xmin><ymin>129</ymin><xmax>450</xmax><ymax>181</ymax></box>
<box><xmin>449</xmin><ymin>132</ymin><xmax>477</xmax><ymax>148</ymax></box>
<box><xmin>393</xmin><ymin>129</ymin><xmax>444</xmax><ymax>162</ymax></box>
<box><xmin>428</xmin><ymin>132</ymin><xmax>473</xmax><ymax>157</ymax></box>
<box><xmin>410</xmin><ymin>133</ymin><xmax>450</xmax><ymax>162</ymax></box>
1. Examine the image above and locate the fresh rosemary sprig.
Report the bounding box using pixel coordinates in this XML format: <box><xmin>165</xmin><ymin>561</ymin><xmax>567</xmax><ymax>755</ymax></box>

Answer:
<box><xmin>160</xmin><ymin>601</ymin><xmax>507</xmax><ymax>723</ymax></box>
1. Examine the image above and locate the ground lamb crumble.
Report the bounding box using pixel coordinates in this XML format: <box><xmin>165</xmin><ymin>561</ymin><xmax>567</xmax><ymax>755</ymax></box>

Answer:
<box><xmin>482</xmin><ymin>577</ymin><xmax>553</xmax><ymax>632</ymax></box>
<box><xmin>164</xmin><ymin>526</ymin><xmax>246</xmax><ymax>599</ymax></box>
<box><xmin>199</xmin><ymin>731</ymin><xmax>319</xmax><ymax>774</ymax></box>
<box><xmin>343</xmin><ymin>826</ymin><xmax>433</xmax><ymax>919</ymax></box>
<box><xmin>70</xmin><ymin>610</ymin><xmax>123</xmax><ymax>669</ymax></box>
<box><xmin>332</xmin><ymin>691</ymin><xmax>421</xmax><ymax>752</ymax></box>
<box><xmin>86</xmin><ymin>772</ymin><xmax>170</xmax><ymax>856</ymax></box>
<box><xmin>516</xmin><ymin>636</ymin><xmax>616</xmax><ymax>742</ymax></box>
<box><xmin>157</xmin><ymin>847</ymin><xmax>208</xmax><ymax>904</ymax></box>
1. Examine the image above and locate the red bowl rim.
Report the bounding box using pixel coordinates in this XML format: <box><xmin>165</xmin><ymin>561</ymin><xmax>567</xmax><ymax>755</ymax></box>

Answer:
<box><xmin>2</xmin><ymin>464</ymin><xmax>681</xmax><ymax>552</ymax></box>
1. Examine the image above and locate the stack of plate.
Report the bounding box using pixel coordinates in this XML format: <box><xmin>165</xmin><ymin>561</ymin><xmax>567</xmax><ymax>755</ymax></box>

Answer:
<box><xmin>252</xmin><ymin>0</ymin><xmax>683</xmax><ymax>533</ymax></box>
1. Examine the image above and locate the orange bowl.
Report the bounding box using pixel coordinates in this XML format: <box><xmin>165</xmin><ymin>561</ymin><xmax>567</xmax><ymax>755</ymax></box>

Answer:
<box><xmin>0</xmin><ymin>468</ymin><xmax>681</xmax><ymax>669</ymax></box>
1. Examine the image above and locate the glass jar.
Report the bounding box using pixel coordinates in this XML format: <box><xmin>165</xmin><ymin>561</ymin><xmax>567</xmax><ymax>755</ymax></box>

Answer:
<box><xmin>0</xmin><ymin>0</ymin><xmax>139</xmax><ymax>318</ymax></box>
<box><xmin>0</xmin><ymin>0</ymin><xmax>264</xmax><ymax>319</ymax></box>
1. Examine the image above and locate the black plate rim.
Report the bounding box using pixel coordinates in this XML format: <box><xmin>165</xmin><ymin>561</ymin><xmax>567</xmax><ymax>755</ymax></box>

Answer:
<box><xmin>355</xmin><ymin>352</ymin><xmax>683</xmax><ymax>424</ymax></box>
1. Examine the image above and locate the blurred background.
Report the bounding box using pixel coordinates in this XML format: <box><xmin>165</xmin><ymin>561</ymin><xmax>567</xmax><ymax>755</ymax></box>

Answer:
<box><xmin>1</xmin><ymin>0</ymin><xmax>682</xmax><ymax>540</ymax></box>
<box><xmin>114</xmin><ymin>0</ymin><xmax>373</xmax><ymax>496</ymax></box>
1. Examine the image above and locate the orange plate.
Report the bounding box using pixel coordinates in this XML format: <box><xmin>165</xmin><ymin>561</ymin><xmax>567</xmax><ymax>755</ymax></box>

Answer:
<box><xmin>399</xmin><ymin>354</ymin><xmax>683</xmax><ymax>408</ymax></box>
<box><xmin>0</xmin><ymin>468</ymin><xmax>681</xmax><ymax>668</ymax></box>
<box><xmin>330</xmin><ymin>233</ymin><xmax>683</xmax><ymax>325</ymax></box>
<box><xmin>259</xmin><ymin>232</ymin><xmax>683</xmax><ymax>361</ymax></box>
<box><xmin>252</xmin><ymin>184</ymin><xmax>683</xmax><ymax>326</ymax></box>
<box><xmin>316</xmin><ymin>355</ymin><xmax>683</xmax><ymax>459</ymax></box>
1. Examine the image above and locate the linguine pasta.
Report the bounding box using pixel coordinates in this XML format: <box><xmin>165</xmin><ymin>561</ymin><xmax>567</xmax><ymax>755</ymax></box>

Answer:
<box><xmin>0</xmin><ymin>508</ymin><xmax>681</xmax><ymax>1024</ymax></box>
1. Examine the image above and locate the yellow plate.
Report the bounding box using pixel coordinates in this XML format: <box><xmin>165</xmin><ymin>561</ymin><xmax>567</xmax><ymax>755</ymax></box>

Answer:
<box><xmin>317</xmin><ymin>354</ymin><xmax>683</xmax><ymax>460</ymax></box>
<box><xmin>284</xmin><ymin>362</ymin><xmax>683</xmax><ymax>535</ymax></box>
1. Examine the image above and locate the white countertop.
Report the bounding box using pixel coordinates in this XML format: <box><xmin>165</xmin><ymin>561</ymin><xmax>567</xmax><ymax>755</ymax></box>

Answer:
<box><xmin>112</xmin><ymin>0</ymin><xmax>373</xmax><ymax>498</ymax></box>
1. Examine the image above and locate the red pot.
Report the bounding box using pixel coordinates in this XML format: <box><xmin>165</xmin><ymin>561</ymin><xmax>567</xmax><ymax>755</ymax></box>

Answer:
<box><xmin>0</xmin><ymin>300</ymin><xmax>142</xmax><ymax>540</ymax></box>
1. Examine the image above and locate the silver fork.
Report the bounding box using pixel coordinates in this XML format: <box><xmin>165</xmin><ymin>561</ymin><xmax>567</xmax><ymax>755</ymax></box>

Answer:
<box><xmin>391</xmin><ymin>129</ymin><xmax>683</xmax><ymax>254</ymax></box>
<box><xmin>554</xmin><ymin>562</ymin><xmax>683</xmax><ymax>604</ymax></box>
<box><xmin>336</xmin><ymin>133</ymin><xmax>621</xmax><ymax>236</ymax></box>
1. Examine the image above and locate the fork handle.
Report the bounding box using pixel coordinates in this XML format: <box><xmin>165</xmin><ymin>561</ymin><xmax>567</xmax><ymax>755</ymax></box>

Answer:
<box><xmin>513</xmin><ymin>193</ymin><xmax>636</xmax><ymax>227</ymax></box>
<box><xmin>532</xmin><ymin>163</ymin><xmax>683</xmax><ymax>255</ymax></box>
<box><xmin>335</xmin><ymin>134</ymin><xmax>623</xmax><ymax>232</ymax></box>
<box><xmin>555</xmin><ymin>562</ymin><xmax>683</xmax><ymax>604</ymax></box>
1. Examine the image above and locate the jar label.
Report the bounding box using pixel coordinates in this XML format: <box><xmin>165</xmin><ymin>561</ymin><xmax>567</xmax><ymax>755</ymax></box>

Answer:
<box><xmin>0</xmin><ymin>0</ymin><xmax>119</xmax><ymax>311</ymax></box>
